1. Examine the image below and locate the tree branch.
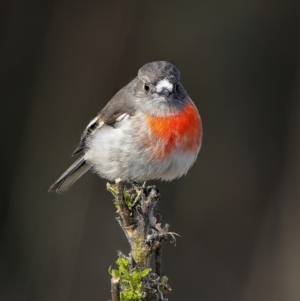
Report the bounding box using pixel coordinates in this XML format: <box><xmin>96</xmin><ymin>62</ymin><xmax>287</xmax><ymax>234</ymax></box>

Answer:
<box><xmin>107</xmin><ymin>181</ymin><xmax>177</xmax><ymax>301</ymax></box>
<box><xmin>111</xmin><ymin>276</ymin><xmax>120</xmax><ymax>301</ymax></box>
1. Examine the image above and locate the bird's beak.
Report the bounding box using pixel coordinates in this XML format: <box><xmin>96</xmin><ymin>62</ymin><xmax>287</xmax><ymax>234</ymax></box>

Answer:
<box><xmin>160</xmin><ymin>87</ymin><xmax>171</xmax><ymax>96</ymax></box>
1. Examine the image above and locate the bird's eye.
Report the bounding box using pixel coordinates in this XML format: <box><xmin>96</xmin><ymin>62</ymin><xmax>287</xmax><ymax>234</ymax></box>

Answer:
<box><xmin>175</xmin><ymin>83</ymin><xmax>179</xmax><ymax>93</ymax></box>
<box><xmin>144</xmin><ymin>83</ymin><xmax>150</xmax><ymax>92</ymax></box>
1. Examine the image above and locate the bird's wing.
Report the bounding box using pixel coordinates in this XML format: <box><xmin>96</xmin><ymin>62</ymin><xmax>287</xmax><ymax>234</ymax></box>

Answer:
<box><xmin>72</xmin><ymin>90</ymin><xmax>136</xmax><ymax>156</ymax></box>
<box><xmin>72</xmin><ymin>116</ymin><xmax>103</xmax><ymax>155</ymax></box>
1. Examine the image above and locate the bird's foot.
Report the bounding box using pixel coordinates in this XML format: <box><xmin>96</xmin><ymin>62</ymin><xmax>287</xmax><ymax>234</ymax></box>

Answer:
<box><xmin>124</xmin><ymin>180</ymin><xmax>147</xmax><ymax>207</ymax></box>
<box><xmin>126</xmin><ymin>180</ymin><xmax>146</xmax><ymax>190</ymax></box>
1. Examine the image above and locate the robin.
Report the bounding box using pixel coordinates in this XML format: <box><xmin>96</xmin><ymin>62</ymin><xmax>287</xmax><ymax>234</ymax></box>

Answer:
<box><xmin>49</xmin><ymin>61</ymin><xmax>203</xmax><ymax>194</ymax></box>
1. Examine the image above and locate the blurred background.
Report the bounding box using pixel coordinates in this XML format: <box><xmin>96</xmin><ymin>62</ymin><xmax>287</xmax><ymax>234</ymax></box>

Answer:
<box><xmin>0</xmin><ymin>1</ymin><xmax>299</xmax><ymax>300</ymax></box>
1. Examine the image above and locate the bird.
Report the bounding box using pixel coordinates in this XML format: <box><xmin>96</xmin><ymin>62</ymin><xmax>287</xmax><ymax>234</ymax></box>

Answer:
<box><xmin>49</xmin><ymin>61</ymin><xmax>202</xmax><ymax>194</ymax></box>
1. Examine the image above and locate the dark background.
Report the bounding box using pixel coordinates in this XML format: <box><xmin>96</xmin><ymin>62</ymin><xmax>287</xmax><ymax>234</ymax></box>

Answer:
<box><xmin>0</xmin><ymin>1</ymin><xmax>299</xmax><ymax>300</ymax></box>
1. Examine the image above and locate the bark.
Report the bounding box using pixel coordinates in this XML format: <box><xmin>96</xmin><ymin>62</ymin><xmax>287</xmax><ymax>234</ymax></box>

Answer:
<box><xmin>107</xmin><ymin>181</ymin><xmax>174</xmax><ymax>301</ymax></box>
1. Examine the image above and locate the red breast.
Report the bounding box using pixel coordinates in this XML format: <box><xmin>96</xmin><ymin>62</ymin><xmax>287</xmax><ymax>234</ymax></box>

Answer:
<box><xmin>145</xmin><ymin>101</ymin><xmax>202</xmax><ymax>159</ymax></box>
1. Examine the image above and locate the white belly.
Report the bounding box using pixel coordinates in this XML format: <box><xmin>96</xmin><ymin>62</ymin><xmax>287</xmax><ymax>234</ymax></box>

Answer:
<box><xmin>84</xmin><ymin>115</ymin><xmax>198</xmax><ymax>181</ymax></box>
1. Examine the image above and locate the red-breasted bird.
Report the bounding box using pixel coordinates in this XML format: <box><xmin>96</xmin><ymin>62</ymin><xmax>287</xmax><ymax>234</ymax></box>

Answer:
<box><xmin>49</xmin><ymin>61</ymin><xmax>202</xmax><ymax>194</ymax></box>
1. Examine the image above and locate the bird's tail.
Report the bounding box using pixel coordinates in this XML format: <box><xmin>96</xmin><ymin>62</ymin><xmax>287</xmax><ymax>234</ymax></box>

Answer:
<box><xmin>48</xmin><ymin>156</ymin><xmax>91</xmax><ymax>194</ymax></box>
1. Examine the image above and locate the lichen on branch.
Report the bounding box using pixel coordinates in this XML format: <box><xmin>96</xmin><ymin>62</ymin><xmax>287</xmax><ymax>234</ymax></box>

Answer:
<box><xmin>107</xmin><ymin>181</ymin><xmax>176</xmax><ymax>301</ymax></box>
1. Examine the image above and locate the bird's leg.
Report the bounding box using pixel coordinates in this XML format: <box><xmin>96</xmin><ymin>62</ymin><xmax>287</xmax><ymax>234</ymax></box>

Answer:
<box><xmin>126</xmin><ymin>180</ymin><xmax>145</xmax><ymax>189</ymax></box>
<box><xmin>126</xmin><ymin>180</ymin><xmax>147</xmax><ymax>205</ymax></box>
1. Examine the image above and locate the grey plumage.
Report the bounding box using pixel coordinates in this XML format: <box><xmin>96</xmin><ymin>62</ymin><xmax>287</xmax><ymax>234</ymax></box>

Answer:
<box><xmin>48</xmin><ymin>61</ymin><xmax>201</xmax><ymax>194</ymax></box>
<box><xmin>48</xmin><ymin>156</ymin><xmax>90</xmax><ymax>194</ymax></box>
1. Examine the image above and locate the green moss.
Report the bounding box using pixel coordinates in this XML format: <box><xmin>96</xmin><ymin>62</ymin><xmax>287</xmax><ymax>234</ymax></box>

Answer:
<box><xmin>109</xmin><ymin>257</ymin><xmax>150</xmax><ymax>301</ymax></box>
<box><xmin>132</xmin><ymin>236</ymin><xmax>150</xmax><ymax>267</ymax></box>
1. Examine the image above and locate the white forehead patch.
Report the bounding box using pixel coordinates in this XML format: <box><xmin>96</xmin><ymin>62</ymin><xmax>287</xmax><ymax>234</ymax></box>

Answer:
<box><xmin>156</xmin><ymin>79</ymin><xmax>173</xmax><ymax>93</ymax></box>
